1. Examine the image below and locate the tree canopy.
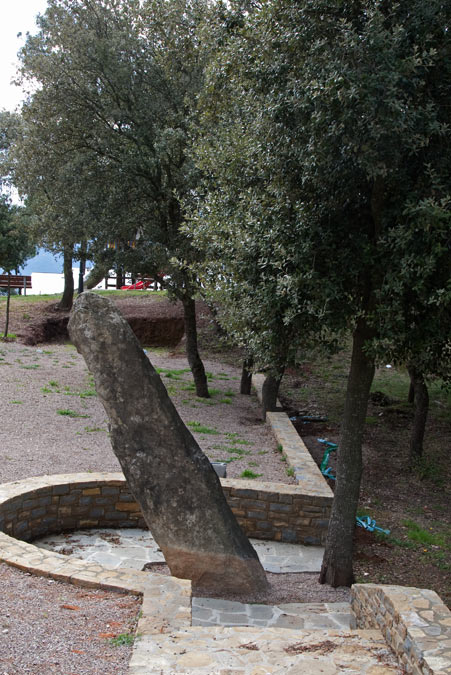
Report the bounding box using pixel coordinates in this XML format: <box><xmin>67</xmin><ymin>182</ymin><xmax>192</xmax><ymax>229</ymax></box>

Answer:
<box><xmin>189</xmin><ymin>0</ymin><xmax>451</xmax><ymax>585</ymax></box>
<box><xmin>14</xmin><ymin>0</ymin><xmax>212</xmax><ymax>393</ymax></box>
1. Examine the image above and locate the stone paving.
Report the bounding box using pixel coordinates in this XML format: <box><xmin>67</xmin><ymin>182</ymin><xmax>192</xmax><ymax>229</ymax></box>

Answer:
<box><xmin>192</xmin><ymin>597</ymin><xmax>352</xmax><ymax>630</ymax></box>
<box><xmin>129</xmin><ymin>626</ymin><xmax>401</xmax><ymax>674</ymax></box>
<box><xmin>35</xmin><ymin>527</ymin><xmax>324</xmax><ymax>573</ymax></box>
<box><xmin>35</xmin><ymin>526</ymin><xmax>340</xmax><ymax>631</ymax></box>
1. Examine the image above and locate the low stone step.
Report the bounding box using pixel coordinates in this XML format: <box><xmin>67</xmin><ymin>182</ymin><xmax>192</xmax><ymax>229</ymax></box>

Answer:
<box><xmin>192</xmin><ymin>597</ymin><xmax>353</xmax><ymax>630</ymax></box>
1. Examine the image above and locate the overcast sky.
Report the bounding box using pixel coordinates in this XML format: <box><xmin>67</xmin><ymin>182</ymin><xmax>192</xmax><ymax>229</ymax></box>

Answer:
<box><xmin>0</xmin><ymin>0</ymin><xmax>49</xmax><ymax>111</ymax></box>
<box><xmin>1</xmin><ymin>2</ymin><xmax>66</xmax><ymax>273</ymax></box>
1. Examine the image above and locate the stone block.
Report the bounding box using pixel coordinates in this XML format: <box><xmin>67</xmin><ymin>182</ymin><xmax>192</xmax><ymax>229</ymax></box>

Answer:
<box><xmin>115</xmin><ymin>502</ymin><xmax>140</xmax><ymax>512</ymax></box>
<box><xmin>246</xmin><ymin>510</ymin><xmax>267</xmax><ymax>520</ymax></box>
<box><xmin>59</xmin><ymin>495</ymin><xmax>78</xmax><ymax>505</ymax></box>
<box><xmin>22</xmin><ymin>499</ymin><xmax>39</xmax><ymax>510</ymax></box>
<box><xmin>257</xmin><ymin>491</ymin><xmax>280</xmax><ymax>502</ymax></box>
<box><xmin>231</xmin><ymin>488</ymin><xmax>256</xmax><ymax>498</ymax></box>
<box><xmin>281</xmin><ymin>529</ymin><xmax>297</xmax><ymax>543</ymax></box>
<box><xmin>104</xmin><ymin>511</ymin><xmax>126</xmax><ymax>520</ymax></box>
<box><xmin>244</xmin><ymin>500</ymin><xmax>267</xmax><ymax>511</ymax></box>
<box><xmin>269</xmin><ymin>503</ymin><xmax>291</xmax><ymax>513</ymax></box>
<box><xmin>278</xmin><ymin>494</ymin><xmax>293</xmax><ymax>504</ymax></box>
<box><xmin>52</xmin><ymin>485</ymin><xmax>70</xmax><ymax>495</ymax></box>
<box><xmin>101</xmin><ymin>486</ymin><xmax>121</xmax><ymax>496</ymax></box>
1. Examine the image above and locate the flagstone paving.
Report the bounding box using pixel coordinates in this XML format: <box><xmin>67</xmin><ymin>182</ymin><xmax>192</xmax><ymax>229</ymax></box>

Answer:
<box><xmin>35</xmin><ymin>527</ymin><xmax>325</xmax><ymax>573</ymax></box>
<box><xmin>191</xmin><ymin>597</ymin><xmax>352</xmax><ymax>630</ymax></box>
<box><xmin>35</xmin><ymin>527</ymin><xmax>341</xmax><ymax>632</ymax></box>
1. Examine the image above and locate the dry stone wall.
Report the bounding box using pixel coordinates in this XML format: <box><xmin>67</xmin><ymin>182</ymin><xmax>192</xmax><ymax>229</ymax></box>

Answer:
<box><xmin>352</xmin><ymin>583</ymin><xmax>451</xmax><ymax>674</ymax></box>
<box><xmin>0</xmin><ymin>473</ymin><xmax>330</xmax><ymax>547</ymax></box>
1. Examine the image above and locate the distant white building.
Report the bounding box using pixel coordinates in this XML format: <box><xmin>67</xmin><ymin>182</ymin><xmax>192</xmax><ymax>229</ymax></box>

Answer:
<box><xmin>27</xmin><ymin>268</ymin><xmax>101</xmax><ymax>295</ymax></box>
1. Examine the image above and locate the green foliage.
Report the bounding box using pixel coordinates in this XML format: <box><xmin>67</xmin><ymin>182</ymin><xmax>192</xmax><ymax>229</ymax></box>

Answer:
<box><xmin>109</xmin><ymin>633</ymin><xmax>136</xmax><ymax>647</ymax></box>
<box><xmin>226</xmin><ymin>447</ymin><xmax>250</xmax><ymax>457</ymax></box>
<box><xmin>186</xmin><ymin>421</ymin><xmax>219</xmax><ymax>434</ymax></box>
<box><xmin>412</xmin><ymin>456</ymin><xmax>445</xmax><ymax>487</ymax></box>
<box><xmin>402</xmin><ymin>519</ymin><xmax>450</xmax><ymax>550</ymax></box>
<box><xmin>57</xmin><ymin>409</ymin><xmax>90</xmax><ymax>418</ymax></box>
<box><xmin>240</xmin><ymin>469</ymin><xmax>262</xmax><ymax>479</ymax></box>
<box><xmin>14</xmin><ymin>0</ymin><xmax>211</xmax><ymax>311</ymax></box>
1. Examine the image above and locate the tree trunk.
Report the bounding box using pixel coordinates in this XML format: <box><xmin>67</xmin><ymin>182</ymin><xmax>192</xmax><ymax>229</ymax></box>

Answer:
<box><xmin>68</xmin><ymin>293</ymin><xmax>268</xmax><ymax>594</ymax></box>
<box><xmin>408</xmin><ymin>378</ymin><xmax>415</xmax><ymax>404</ymax></box>
<box><xmin>116</xmin><ymin>267</ymin><xmax>124</xmax><ymax>289</ymax></box>
<box><xmin>182</xmin><ymin>297</ymin><xmax>210</xmax><ymax>398</ymax></box>
<box><xmin>58</xmin><ymin>246</ymin><xmax>74</xmax><ymax>311</ymax></box>
<box><xmin>85</xmin><ymin>264</ymin><xmax>109</xmax><ymax>289</ymax></box>
<box><xmin>408</xmin><ymin>365</ymin><xmax>429</xmax><ymax>466</ymax></box>
<box><xmin>78</xmin><ymin>242</ymin><xmax>87</xmax><ymax>294</ymax></box>
<box><xmin>240</xmin><ymin>356</ymin><xmax>254</xmax><ymax>395</ymax></box>
<box><xmin>261</xmin><ymin>371</ymin><xmax>284</xmax><ymax>420</ymax></box>
<box><xmin>3</xmin><ymin>272</ymin><xmax>11</xmax><ymax>338</ymax></box>
<box><xmin>319</xmin><ymin>318</ymin><xmax>375</xmax><ymax>587</ymax></box>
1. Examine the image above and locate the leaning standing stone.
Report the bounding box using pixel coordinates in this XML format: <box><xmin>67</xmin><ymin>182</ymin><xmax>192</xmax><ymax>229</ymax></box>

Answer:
<box><xmin>68</xmin><ymin>292</ymin><xmax>267</xmax><ymax>594</ymax></box>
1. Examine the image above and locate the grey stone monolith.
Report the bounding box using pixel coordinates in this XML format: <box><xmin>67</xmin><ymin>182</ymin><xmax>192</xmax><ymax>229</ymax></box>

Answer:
<box><xmin>68</xmin><ymin>292</ymin><xmax>268</xmax><ymax>594</ymax></box>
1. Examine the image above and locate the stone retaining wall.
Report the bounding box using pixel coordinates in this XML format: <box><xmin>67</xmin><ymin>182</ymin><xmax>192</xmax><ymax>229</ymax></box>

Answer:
<box><xmin>222</xmin><ymin>479</ymin><xmax>331</xmax><ymax>545</ymax></box>
<box><xmin>0</xmin><ymin>473</ymin><xmax>330</xmax><ymax>547</ymax></box>
<box><xmin>0</xmin><ymin>475</ymin><xmax>146</xmax><ymax>542</ymax></box>
<box><xmin>0</xmin><ymin>376</ymin><xmax>333</xmax><ymax>548</ymax></box>
<box><xmin>352</xmin><ymin>583</ymin><xmax>451</xmax><ymax>674</ymax></box>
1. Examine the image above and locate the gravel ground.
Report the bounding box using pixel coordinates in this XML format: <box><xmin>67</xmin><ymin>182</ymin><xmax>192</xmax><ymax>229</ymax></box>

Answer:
<box><xmin>0</xmin><ymin>342</ymin><xmax>291</xmax><ymax>484</ymax></box>
<box><xmin>0</xmin><ymin>563</ymin><xmax>140</xmax><ymax>675</ymax></box>
<box><xmin>145</xmin><ymin>563</ymin><xmax>351</xmax><ymax>606</ymax></box>
<box><xmin>0</xmin><ymin>339</ymin><xmax>347</xmax><ymax>674</ymax></box>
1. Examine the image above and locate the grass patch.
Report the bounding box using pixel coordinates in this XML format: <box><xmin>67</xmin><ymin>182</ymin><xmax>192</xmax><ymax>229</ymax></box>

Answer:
<box><xmin>180</xmin><ymin>383</ymin><xmax>196</xmax><ymax>392</ymax></box>
<box><xmin>286</xmin><ymin>467</ymin><xmax>295</xmax><ymax>477</ymax></box>
<box><xmin>79</xmin><ymin>389</ymin><xmax>96</xmax><ymax>398</ymax></box>
<box><xmin>227</xmin><ymin>447</ymin><xmax>251</xmax><ymax>457</ymax></box>
<box><xmin>240</xmin><ymin>469</ymin><xmax>263</xmax><ymax>479</ymax></box>
<box><xmin>157</xmin><ymin>367</ymin><xmax>190</xmax><ymax>380</ymax></box>
<box><xmin>187</xmin><ymin>421</ymin><xmax>219</xmax><ymax>435</ymax></box>
<box><xmin>365</xmin><ymin>416</ymin><xmax>379</xmax><ymax>425</ymax></box>
<box><xmin>108</xmin><ymin>633</ymin><xmax>136</xmax><ymax>647</ymax></box>
<box><xmin>10</xmin><ymin>400</ymin><xmax>23</xmax><ymax>404</ymax></box>
<box><xmin>402</xmin><ymin>519</ymin><xmax>448</xmax><ymax>548</ymax></box>
<box><xmin>57</xmin><ymin>409</ymin><xmax>90</xmax><ymax>418</ymax></box>
<box><xmin>195</xmin><ymin>396</ymin><xmax>217</xmax><ymax>406</ymax></box>
<box><xmin>84</xmin><ymin>426</ymin><xmax>106</xmax><ymax>433</ymax></box>
<box><xmin>412</xmin><ymin>456</ymin><xmax>445</xmax><ymax>487</ymax></box>
<box><xmin>225</xmin><ymin>433</ymin><xmax>252</xmax><ymax>445</ymax></box>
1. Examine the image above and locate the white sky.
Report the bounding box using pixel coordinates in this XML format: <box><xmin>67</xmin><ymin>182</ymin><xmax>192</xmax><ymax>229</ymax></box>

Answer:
<box><xmin>0</xmin><ymin>0</ymin><xmax>49</xmax><ymax>111</ymax></box>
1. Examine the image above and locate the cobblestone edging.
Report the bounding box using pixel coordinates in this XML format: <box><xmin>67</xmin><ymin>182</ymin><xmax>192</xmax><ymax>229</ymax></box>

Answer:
<box><xmin>352</xmin><ymin>584</ymin><xmax>451</xmax><ymax>674</ymax></box>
